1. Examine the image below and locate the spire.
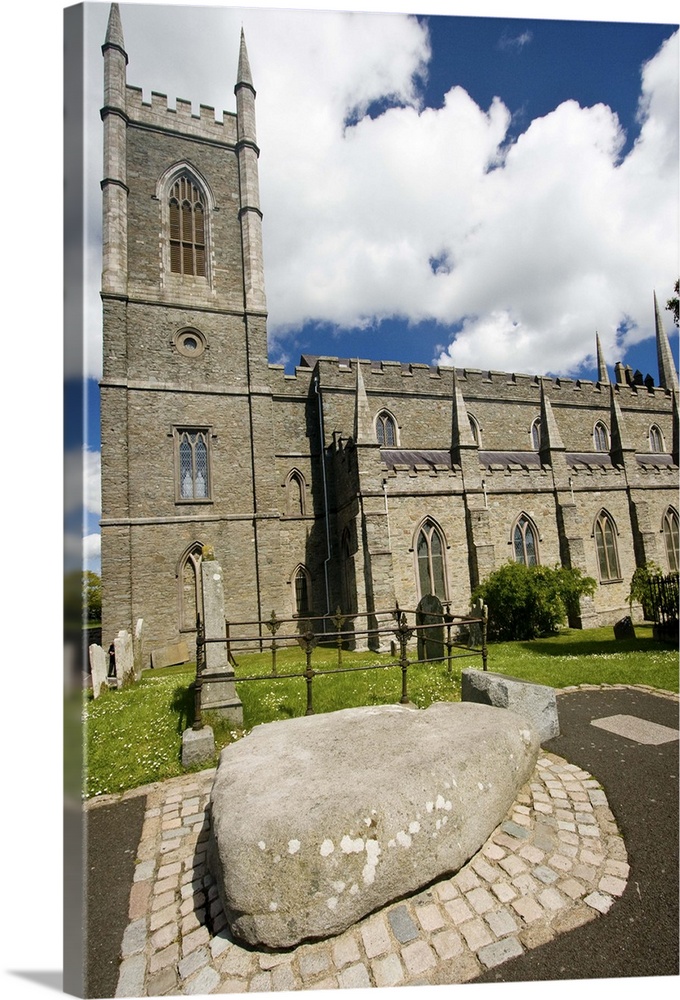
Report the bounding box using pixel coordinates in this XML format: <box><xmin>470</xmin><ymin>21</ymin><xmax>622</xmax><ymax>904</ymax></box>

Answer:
<box><xmin>103</xmin><ymin>3</ymin><xmax>127</xmax><ymax>60</ymax></box>
<box><xmin>354</xmin><ymin>361</ymin><xmax>373</xmax><ymax>445</ymax></box>
<box><xmin>236</xmin><ymin>28</ymin><xmax>254</xmax><ymax>92</ymax></box>
<box><xmin>654</xmin><ymin>291</ymin><xmax>679</xmax><ymax>392</ymax></box>
<box><xmin>595</xmin><ymin>333</ymin><xmax>609</xmax><ymax>384</ymax></box>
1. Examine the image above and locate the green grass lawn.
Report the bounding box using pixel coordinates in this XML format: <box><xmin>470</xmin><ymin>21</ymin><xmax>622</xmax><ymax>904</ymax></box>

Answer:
<box><xmin>83</xmin><ymin>625</ymin><xmax>678</xmax><ymax>798</ymax></box>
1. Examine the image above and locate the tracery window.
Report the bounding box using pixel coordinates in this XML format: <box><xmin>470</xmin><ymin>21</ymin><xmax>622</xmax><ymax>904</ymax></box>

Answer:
<box><xmin>169</xmin><ymin>175</ymin><xmax>206</xmax><ymax>276</ymax></box>
<box><xmin>594</xmin><ymin>421</ymin><xmax>609</xmax><ymax>451</ymax></box>
<box><xmin>176</xmin><ymin>429</ymin><xmax>210</xmax><ymax>501</ymax></box>
<box><xmin>416</xmin><ymin>519</ymin><xmax>448</xmax><ymax>601</ymax></box>
<box><xmin>649</xmin><ymin>424</ymin><xmax>664</xmax><ymax>452</ymax></box>
<box><xmin>531</xmin><ymin>417</ymin><xmax>541</xmax><ymax>451</ymax></box>
<box><xmin>663</xmin><ymin>507</ymin><xmax>679</xmax><ymax>573</ymax></box>
<box><xmin>293</xmin><ymin>565</ymin><xmax>311</xmax><ymax>617</ymax></box>
<box><xmin>178</xmin><ymin>542</ymin><xmax>203</xmax><ymax>631</ymax></box>
<box><xmin>513</xmin><ymin>514</ymin><xmax>539</xmax><ymax>566</ymax></box>
<box><xmin>376</xmin><ymin>411</ymin><xmax>397</xmax><ymax>447</ymax></box>
<box><xmin>594</xmin><ymin>510</ymin><xmax>621</xmax><ymax>582</ymax></box>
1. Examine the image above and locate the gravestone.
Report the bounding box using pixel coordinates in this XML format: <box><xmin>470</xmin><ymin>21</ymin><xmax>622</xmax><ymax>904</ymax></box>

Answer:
<box><xmin>198</xmin><ymin>556</ymin><xmax>243</xmax><ymax>724</ymax></box>
<box><xmin>416</xmin><ymin>594</ymin><xmax>444</xmax><ymax>661</ymax></box>
<box><xmin>151</xmin><ymin>641</ymin><xmax>190</xmax><ymax>670</ymax></box>
<box><xmin>614</xmin><ymin>616</ymin><xmax>636</xmax><ymax>640</ymax></box>
<box><xmin>88</xmin><ymin>644</ymin><xmax>108</xmax><ymax>699</ymax></box>
<box><xmin>133</xmin><ymin>618</ymin><xmax>144</xmax><ymax>680</ymax></box>
<box><xmin>113</xmin><ymin>630</ymin><xmax>134</xmax><ymax>686</ymax></box>
<box><xmin>467</xmin><ymin>597</ymin><xmax>486</xmax><ymax>647</ymax></box>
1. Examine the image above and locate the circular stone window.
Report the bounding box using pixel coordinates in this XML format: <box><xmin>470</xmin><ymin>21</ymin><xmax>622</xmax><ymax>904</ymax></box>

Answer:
<box><xmin>174</xmin><ymin>328</ymin><xmax>207</xmax><ymax>358</ymax></box>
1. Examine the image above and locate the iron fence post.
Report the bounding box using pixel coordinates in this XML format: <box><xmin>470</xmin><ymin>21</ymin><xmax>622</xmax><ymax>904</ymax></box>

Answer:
<box><xmin>394</xmin><ymin>612</ymin><xmax>414</xmax><ymax>704</ymax></box>
<box><xmin>482</xmin><ymin>604</ymin><xmax>488</xmax><ymax>671</ymax></box>
<box><xmin>264</xmin><ymin>610</ymin><xmax>282</xmax><ymax>675</ymax></box>
<box><xmin>192</xmin><ymin>612</ymin><xmax>205</xmax><ymax>730</ymax></box>
<box><xmin>331</xmin><ymin>607</ymin><xmax>346</xmax><ymax>668</ymax></box>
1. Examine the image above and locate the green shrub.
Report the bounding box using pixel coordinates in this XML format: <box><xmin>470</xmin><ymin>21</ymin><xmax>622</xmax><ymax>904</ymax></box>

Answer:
<box><xmin>627</xmin><ymin>562</ymin><xmax>663</xmax><ymax>620</ymax></box>
<box><xmin>473</xmin><ymin>563</ymin><xmax>596</xmax><ymax>641</ymax></box>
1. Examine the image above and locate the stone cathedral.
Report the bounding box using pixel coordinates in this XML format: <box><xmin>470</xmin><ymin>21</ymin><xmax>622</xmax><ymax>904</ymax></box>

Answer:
<box><xmin>99</xmin><ymin>5</ymin><xmax>679</xmax><ymax>662</ymax></box>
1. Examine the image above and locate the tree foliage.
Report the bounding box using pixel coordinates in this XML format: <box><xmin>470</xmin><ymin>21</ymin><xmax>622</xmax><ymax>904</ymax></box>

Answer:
<box><xmin>666</xmin><ymin>277</ymin><xmax>679</xmax><ymax>328</ymax></box>
<box><xmin>64</xmin><ymin>570</ymin><xmax>102</xmax><ymax>628</ymax></box>
<box><xmin>473</xmin><ymin>562</ymin><xmax>596</xmax><ymax>641</ymax></box>
<box><xmin>628</xmin><ymin>562</ymin><xmax>665</xmax><ymax>620</ymax></box>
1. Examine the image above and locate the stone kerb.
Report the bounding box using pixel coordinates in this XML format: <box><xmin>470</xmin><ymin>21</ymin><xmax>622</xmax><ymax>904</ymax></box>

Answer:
<box><xmin>113</xmin><ymin>629</ymin><xmax>134</xmax><ymax>687</ymax></box>
<box><xmin>88</xmin><ymin>644</ymin><xmax>108</xmax><ymax>698</ymax></box>
<box><xmin>462</xmin><ymin>669</ymin><xmax>560</xmax><ymax>743</ymax></box>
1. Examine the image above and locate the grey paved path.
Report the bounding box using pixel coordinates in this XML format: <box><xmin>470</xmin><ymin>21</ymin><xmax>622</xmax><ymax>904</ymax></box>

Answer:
<box><xmin>84</xmin><ymin>684</ymin><xmax>679</xmax><ymax>996</ymax></box>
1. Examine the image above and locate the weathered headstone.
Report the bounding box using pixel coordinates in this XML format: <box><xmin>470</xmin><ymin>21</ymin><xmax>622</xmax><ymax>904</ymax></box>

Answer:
<box><xmin>113</xmin><ymin>630</ymin><xmax>134</xmax><ymax>686</ymax></box>
<box><xmin>462</xmin><ymin>668</ymin><xmax>560</xmax><ymax>742</ymax></box>
<box><xmin>614</xmin><ymin>616</ymin><xmax>636</xmax><ymax>640</ymax></box>
<box><xmin>466</xmin><ymin>598</ymin><xmax>486</xmax><ymax>648</ymax></box>
<box><xmin>198</xmin><ymin>556</ymin><xmax>243</xmax><ymax>724</ymax></box>
<box><xmin>416</xmin><ymin>594</ymin><xmax>444</xmax><ymax>661</ymax></box>
<box><xmin>88</xmin><ymin>644</ymin><xmax>108</xmax><ymax>699</ymax></box>
<box><xmin>133</xmin><ymin>618</ymin><xmax>144</xmax><ymax>680</ymax></box>
<box><xmin>181</xmin><ymin>725</ymin><xmax>215</xmax><ymax>767</ymax></box>
<box><xmin>209</xmin><ymin>702</ymin><xmax>540</xmax><ymax>949</ymax></box>
<box><xmin>150</xmin><ymin>640</ymin><xmax>190</xmax><ymax>670</ymax></box>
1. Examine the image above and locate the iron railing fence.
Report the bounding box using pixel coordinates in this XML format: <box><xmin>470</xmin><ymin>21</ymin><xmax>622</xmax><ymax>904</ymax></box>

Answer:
<box><xmin>192</xmin><ymin>604</ymin><xmax>487</xmax><ymax>723</ymax></box>
<box><xmin>647</xmin><ymin>572</ymin><xmax>679</xmax><ymax>626</ymax></box>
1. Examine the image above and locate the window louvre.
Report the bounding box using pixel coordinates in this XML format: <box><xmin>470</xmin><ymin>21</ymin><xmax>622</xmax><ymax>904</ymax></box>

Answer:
<box><xmin>169</xmin><ymin>177</ymin><xmax>206</xmax><ymax>277</ymax></box>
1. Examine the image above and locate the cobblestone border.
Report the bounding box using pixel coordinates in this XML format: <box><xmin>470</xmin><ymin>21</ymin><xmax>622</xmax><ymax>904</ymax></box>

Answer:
<box><xmin>110</xmin><ymin>750</ymin><xmax>629</xmax><ymax>996</ymax></box>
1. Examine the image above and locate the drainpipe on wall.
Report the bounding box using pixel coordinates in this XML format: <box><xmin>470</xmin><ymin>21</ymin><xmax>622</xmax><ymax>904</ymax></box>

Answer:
<box><xmin>382</xmin><ymin>478</ymin><xmax>391</xmax><ymax>548</ymax></box>
<box><xmin>314</xmin><ymin>373</ymin><xmax>332</xmax><ymax>628</ymax></box>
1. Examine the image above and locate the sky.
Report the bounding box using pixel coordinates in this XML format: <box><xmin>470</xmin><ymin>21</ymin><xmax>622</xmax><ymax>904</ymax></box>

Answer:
<box><xmin>64</xmin><ymin>0</ymin><xmax>679</xmax><ymax>578</ymax></box>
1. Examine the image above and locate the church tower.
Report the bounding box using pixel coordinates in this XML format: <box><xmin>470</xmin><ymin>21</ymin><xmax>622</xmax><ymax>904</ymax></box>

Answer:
<box><xmin>100</xmin><ymin>4</ymin><xmax>270</xmax><ymax>650</ymax></box>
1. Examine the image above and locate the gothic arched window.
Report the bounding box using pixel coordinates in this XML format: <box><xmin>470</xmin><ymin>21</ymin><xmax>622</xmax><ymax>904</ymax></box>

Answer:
<box><xmin>513</xmin><ymin>514</ymin><xmax>539</xmax><ymax>566</ymax></box>
<box><xmin>293</xmin><ymin>565</ymin><xmax>311</xmax><ymax>617</ymax></box>
<box><xmin>376</xmin><ymin>411</ymin><xmax>397</xmax><ymax>447</ymax></box>
<box><xmin>594</xmin><ymin>421</ymin><xmax>609</xmax><ymax>452</ymax></box>
<box><xmin>663</xmin><ymin>506</ymin><xmax>679</xmax><ymax>573</ymax></box>
<box><xmin>415</xmin><ymin>519</ymin><xmax>448</xmax><ymax>601</ymax></box>
<box><xmin>469</xmin><ymin>414</ymin><xmax>481</xmax><ymax>446</ymax></box>
<box><xmin>169</xmin><ymin>175</ymin><xmax>206</xmax><ymax>276</ymax></box>
<box><xmin>649</xmin><ymin>424</ymin><xmax>664</xmax><ymax>452</ymax></box>
<box><xmin>531</xmin><ymin>417</ymin><xmax>541</xmax><ymax>451</ymax></box>
<box><xmin>594</xmin><ymin>510</ymin><xmax>621</xmax><ymax>582</ymax></box>
<box><xmin>176</xmin><ymin>428</ymin><xmax>210</xmax><ymax>501</ymax></box>
<box><xmin>178</xmin><ymin>542</ymin><xmax>203</xmax><ymax>632</ymax></box>
<box><xmin>286</xmin><ymin>470</ymin><xmax>305</xmax><ymax>516</ymax></box>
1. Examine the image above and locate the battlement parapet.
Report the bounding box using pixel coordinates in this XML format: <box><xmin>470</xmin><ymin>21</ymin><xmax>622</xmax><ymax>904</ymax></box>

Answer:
<box><xmin>313</xmin><ymin>356</ymin><xmax>675</xmax><ymax>412</ymax></box>
<box><xmin>125</xmin><ymin>86</ymin><xmax>238</xmax><ymax>144</ymax></box>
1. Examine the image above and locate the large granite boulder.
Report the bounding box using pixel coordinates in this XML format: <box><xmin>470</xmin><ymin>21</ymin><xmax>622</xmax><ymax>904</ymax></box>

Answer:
<box><xmin>462</xmin><ymin>668</ymin><xmax>560</xmax><ymax>743</ymax></box>
<box><xmin>208</xmin><ymin>702</ymin><xmax>540</xmax><ymax>949</ymax></box>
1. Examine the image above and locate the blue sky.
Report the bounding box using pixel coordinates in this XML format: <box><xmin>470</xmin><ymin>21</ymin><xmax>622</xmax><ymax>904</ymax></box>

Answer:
<box><xmin>66</xmin><ymin>0</ymin><xmax>679</xmax><ymax>575</ymax></box>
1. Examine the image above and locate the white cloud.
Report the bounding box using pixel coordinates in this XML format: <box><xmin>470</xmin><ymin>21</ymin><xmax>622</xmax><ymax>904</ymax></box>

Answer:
<box><xmin>64</xmin><ymin>447</ymin><xmax>101</xmax><ymax>517</ymax></box>
<box><xmin>81</xmin><ymin>7</ymin><xmax>678</xmax><ymax>379</ymax></box>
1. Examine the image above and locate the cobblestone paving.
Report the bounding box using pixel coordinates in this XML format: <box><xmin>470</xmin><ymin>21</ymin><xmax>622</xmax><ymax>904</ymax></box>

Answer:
<box><xmin>111</xmin><ymin>749</ymin><xmax>629</xmax><ymax>996</ymax></box>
